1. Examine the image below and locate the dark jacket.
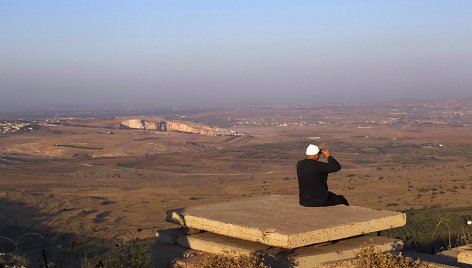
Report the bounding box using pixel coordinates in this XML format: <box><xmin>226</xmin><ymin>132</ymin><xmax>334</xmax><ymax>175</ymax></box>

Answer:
<box><xmin>296</xmin><ymin>156</ymin><xmax>341</xmax><ymax>206</ymax></box>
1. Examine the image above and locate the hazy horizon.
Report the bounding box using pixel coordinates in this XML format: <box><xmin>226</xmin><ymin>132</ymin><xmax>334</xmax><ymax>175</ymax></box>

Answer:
<box><xmin>1</xmin><ymin>1</ymin><xmax>472</xmax><ymax>107</ymax></box>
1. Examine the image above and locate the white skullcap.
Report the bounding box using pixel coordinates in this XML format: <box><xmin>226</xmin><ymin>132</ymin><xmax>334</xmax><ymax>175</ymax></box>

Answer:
<box><xmin>306</xmin><ymin>144</ymin><xmax>320</xmax><ymax>155</ymax></box>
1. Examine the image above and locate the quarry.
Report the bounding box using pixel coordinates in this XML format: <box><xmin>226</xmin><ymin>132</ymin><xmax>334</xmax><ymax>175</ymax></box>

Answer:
<box><xmin>119</xmin><ymin>118</ymin><xmax>247</xmax><ymax>137</ymax></box>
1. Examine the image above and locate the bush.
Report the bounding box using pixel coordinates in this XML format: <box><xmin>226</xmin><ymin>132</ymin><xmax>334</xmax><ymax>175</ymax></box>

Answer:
<box><xmin>81</xmin><ymin>240</ymin><xmax>152</xmax><ymax>268</ymax></box>
<box><xmin>382</xmin><ymin>206</ymin><xmax>472</xmax><ymax>253</ymax></box>
<box><xmin>355</xmin><ymin>246</ymin><xmax>429</xmax><ymax>268</ymax></box>
<box><xmin>0</xmin><ymin>252</ymin><xmax>29</xmax><ymax>267</ymax></box>
<box><xmin>197</xmin><ymin>252</ymin><xmax>269</xmax><ymax>268</ymax></box>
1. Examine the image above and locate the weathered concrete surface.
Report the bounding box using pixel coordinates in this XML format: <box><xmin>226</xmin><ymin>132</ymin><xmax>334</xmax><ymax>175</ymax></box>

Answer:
<box><xmin>166</xmin><ymin>195</ymin><xmax>406</xmax><ymax>248</ymax></box>
<box><xmin>278</xmin><ymin>236</ymin><xmax>402</xmax><ymax>268</ymax></box>
<box><xmin>438</xmin><ymin>245</ymin><xmax>467</xmax><ymax>259</ymax></box>
<box><xmin>405</xmin><ymin>249</ymin><xmax>468</xmax><ymax>268</ymax></box>
<box><xmin>152</xmin><ymin>242</ymin><xmax>214</xmax><ymax>268</ymax></box>
<box><xmin>156</xmin><ymin>228</ymin><xmax>183</xmax><ymax>244</ymax></box>
<box><xmin>431</xmin><ymin>245</ymin><xmax>472</xmax><ymax>267</ymax></box>
<box><xmin>166</xmin><ymin>208</ymin><xmax>185</xmax><ymax>225</ymax></box>
<box><xmin>457</xmin><ymin>248</ymin><xmax>472</xmax><ymax>265</ymax></box>
<box><xmin>176</xmin><ymin>232</ymin><xmax>402</xmax><ymax>267</ymax></box>
<box><xmin>177</xmin><ymin>231</ymin><xmax>271</xmax><ymax>255</ymax></box>
<box><xmin>156</xmin><ymin>227</ymin><xmax>202</xmax><ymax>244</ymax></box>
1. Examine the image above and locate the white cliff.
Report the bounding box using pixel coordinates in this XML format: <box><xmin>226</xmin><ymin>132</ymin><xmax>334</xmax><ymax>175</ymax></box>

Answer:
<box><xmin>119</xmin><ymin>118</ymin><xmax>244</xmax><ymax>136</ymax></box>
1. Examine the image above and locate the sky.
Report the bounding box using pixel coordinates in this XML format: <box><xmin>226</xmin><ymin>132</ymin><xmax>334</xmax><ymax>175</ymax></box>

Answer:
<box><xmin>1</xmin><ymin>0</ymin><xmax>472</xmax><ymax>108</ymax></box>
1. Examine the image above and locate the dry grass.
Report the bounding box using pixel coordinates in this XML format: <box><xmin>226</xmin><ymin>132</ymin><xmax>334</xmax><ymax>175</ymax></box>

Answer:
<box><xmin>196</xmin><ymin>252</ymin><xmax>269</xmax><ymax>268</ymax></box>
<box><xmin>458</xmin><ymin>230</ymin><xmax>472</xmax><ymax>246</ymax></box>
<box><xmin>0</xmin><ymin>252</ymin><xmax>29</xmax><ymax>268</ymax></box>
<box><xmin>191</xmin><ymin>248</ymin><xmax>430</xmax><ymax>268</ymax></box>
<box><xmin>354</xmin><ymin>246</ymin><xmax>430</xmax><ymax>268</ymax></box>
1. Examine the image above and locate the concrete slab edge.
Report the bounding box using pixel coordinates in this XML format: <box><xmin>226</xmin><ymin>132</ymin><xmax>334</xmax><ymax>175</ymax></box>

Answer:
<box><xmin>181</xmin><ymin>213</ymin><xmax>406</xmax><ymax>248</ymax></box>
<box><xmin>183</xmin><ymin>214</ymin><xmax>289</xmax><ymax>246</ymax></box>
<box><xmin>289</xmin><ymin>213</ymin><xmax>407</xmax><ymax>248</ymax></box>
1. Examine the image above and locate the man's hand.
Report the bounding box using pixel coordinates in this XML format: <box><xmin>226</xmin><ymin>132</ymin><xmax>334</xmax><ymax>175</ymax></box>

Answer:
<box><xmin>322</xmin><ymin>148</ymin><xmax>331</xmax><ymax>158</ymax></box>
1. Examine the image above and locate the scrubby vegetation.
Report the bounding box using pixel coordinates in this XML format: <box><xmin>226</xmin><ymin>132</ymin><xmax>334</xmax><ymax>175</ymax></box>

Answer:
<box><xmin>0</xmin><ymin>229</ymin><xmax>154</xmax><ymax>268</ymax></box>
<box><xmin>381</xmin><ymin>206</ymin><xmax>472</xmax><ymax>253</ymax></box>
<box><xmin>197</xmin><ymin>252</ymin><xmax>269</xmax><ymax>268</ymax></box>
<box><xmin>354</xmin><ymin>246</ymin><xmax>429</xmax><ymax>268</ymax></box>
<box><xmin>175</xmin><ymin>248</ymin><xmax>428</xmax><ymax>268</ymax></box>
<box><xmin>0</xmin><ymin>252</ymin><xmax>29</xmax><ymax>268</ymax></box>
<box><xmin>81</xmin><ymin>240</ymin><xmax>152</xmax><ymax>268</ymax></box>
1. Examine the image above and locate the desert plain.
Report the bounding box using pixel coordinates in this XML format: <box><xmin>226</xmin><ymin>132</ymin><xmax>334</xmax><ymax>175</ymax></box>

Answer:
<box><xmin>1</xmin><ymin>99</ymin><xmax>472</xmax><ymax>263</ymax></box>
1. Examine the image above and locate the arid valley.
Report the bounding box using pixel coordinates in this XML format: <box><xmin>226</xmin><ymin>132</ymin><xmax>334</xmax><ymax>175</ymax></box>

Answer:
<box><xmin>1</xmin><ymin>98</ymin><xmax>472</xmax><ymax>265</ymax></box>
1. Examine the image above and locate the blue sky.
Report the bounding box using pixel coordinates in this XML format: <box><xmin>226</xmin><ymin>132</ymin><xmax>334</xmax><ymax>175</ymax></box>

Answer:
<box><xmin>1</xmin><ymin>1</ymin><xmax>471</xmax><ymax>107</ymax></box>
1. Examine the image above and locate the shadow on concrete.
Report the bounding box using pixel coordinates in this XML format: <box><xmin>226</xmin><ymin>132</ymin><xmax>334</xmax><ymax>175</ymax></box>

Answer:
<box><xmin>155</xmin><ymin>208</ymin><xmax>193</xmax><ymax>267</ymax></box>
<box><xmin>404</xmin><ymin>250</ymin><xmax>472</xmax><ymax>268</ymax></box>
<box><xmin>264</xmin><ymin>247</ymin><xmax>297</xmax><ymax>268</ymax></box>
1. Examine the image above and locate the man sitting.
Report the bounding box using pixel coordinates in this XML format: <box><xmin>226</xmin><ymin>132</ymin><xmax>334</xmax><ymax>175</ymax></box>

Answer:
<box><xmin>297</xmin><ymin>144</ymin><xmax>349</xmax><ymax>207</ymax></box>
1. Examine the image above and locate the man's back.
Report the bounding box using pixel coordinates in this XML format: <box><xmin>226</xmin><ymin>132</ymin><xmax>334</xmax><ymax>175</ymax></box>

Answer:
<box><xmin>297</xmin><ymin>156</ymin><xmax>341</xmax><ymax>207</ymax></box>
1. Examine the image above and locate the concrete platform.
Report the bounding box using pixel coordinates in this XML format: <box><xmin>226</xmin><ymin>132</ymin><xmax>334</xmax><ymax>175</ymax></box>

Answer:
<box><xmin>432</xmin><ymin>245</ymin><xmax>472</xmax><ymax>267</ymax></box>
<box><xmin>166</xmin><ymin>195</ymin><xmax>406</xmax><ymax>248</ymax></box>
<box><xmin>177</xmin><ymin>231</ymin><xmax>402</xmax><ymax>267</ymax></box>
<box><xmin>404</xmin><ymin>249</ymin><xmax>470</xmax><ymax>268</ymax></box>
<box><xmin>177</xmin><ymin>231</ymin><xmax>271</xmax><ymax>255</ymax></box>
<box><xmin>458</xmin><ymin>249</ymin><xmax>472</xmax><ymax>265</ymax></box>
<box><xmin>156</xmin><ymin>228</ymin><xmax>184</xmax><ymax>244</ymax></box>
<box><xmin>438</xmin><ymin>245</ymin><xmax>468</xmax><ymax>259</ymax></box>
<box><xmin>279</xmin><ymin>236</ymin><xmax>402</xmax><ymax>268</ymax></box>
<box><xmin>155</xmin><ymin>227</ymin><xmax>201</xmax><ymax>244</ymax></box>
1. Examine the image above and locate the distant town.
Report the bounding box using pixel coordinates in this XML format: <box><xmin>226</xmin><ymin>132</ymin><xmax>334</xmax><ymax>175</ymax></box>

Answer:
<box><xmin>1</xmin><ymin>100</ymin><xmax>471</xmax><ymax>135</ymax></box>
<box><xmin>232</xmin><ymin>102</ymin><xmax>472</xmax><ymax>128</ymax></box>
<box><xmin>0</xmin><ymin>120</ymin><xmax>40</xmax><ymax>134</ymax></box>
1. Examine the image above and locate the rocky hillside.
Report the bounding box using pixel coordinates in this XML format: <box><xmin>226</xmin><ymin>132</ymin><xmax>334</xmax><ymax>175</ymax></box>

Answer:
<box><xmin>119</xmin><ymin>118</ymin><xmax>244</xmax><ymax>136</ymax></box>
